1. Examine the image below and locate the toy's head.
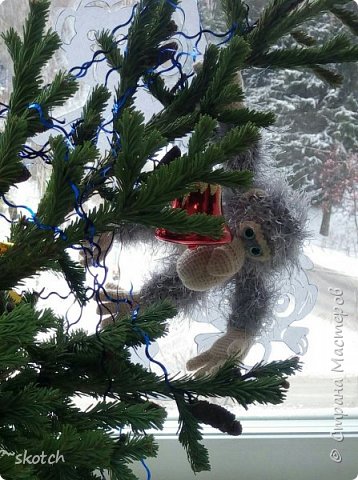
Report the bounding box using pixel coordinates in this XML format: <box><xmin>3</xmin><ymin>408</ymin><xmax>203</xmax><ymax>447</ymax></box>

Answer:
<box><xmin>225</xmin><ymin>180</ymin><xmax>308</xmax><ymax>273</ymax></box>
<box><xmin>176</xmin><ymin>176</ymin><xmax>308</xmax><ymax>292</ymax></box>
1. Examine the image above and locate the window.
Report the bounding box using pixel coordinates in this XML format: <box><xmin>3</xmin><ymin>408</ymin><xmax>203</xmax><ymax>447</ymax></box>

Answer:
<box><xmin>1</xmin><ymin>0</ymin><xmax>357</xmax><ymax>478</ymax></box>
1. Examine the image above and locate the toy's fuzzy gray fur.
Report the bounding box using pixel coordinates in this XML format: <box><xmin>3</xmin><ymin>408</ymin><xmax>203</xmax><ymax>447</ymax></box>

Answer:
<box><xmin>115</xmin><ymin>136</ymin><xmax>308</xmax><ymax>343</ymax></box>
<box><xmin>222</xmin><ymin>141</ymin><xmax>308</xmax><ymax>336</ymax></box>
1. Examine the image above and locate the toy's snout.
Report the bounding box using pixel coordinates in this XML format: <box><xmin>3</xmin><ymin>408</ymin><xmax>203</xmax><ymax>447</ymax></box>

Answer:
<box><xmin>176</xmin><ymin>237</ymin><xmax>246</xmax><ymax>292</ymax></box>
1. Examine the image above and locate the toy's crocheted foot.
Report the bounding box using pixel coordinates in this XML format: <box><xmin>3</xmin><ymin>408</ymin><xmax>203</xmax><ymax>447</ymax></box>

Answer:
<box><xmin>96</xmin><ymin>283</ymin><xmax>140</xmax><ymax>328</ymax></box>
<box><xmin>79</xmin><ymin>231</ymin><xmax>114</xmax><ymax>267</ymax></box>
<box><xmin>186</xmin><ymin>327</ymin><xmax>253</xmax><ymax>376</ymax></box>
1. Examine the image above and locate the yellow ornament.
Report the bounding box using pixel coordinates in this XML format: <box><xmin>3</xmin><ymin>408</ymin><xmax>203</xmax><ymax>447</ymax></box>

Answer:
<box><xmin>0</xmin><ymin>242</ymin><xmax>21</xmax><ymax>306</ymax></box>
<box><xmin>0</xmin><ymin>241</ymin><xmax>14</xmax><ymax>255</ymax></box>
<box><xmin>8</xmin><ymin>290</ymin><xmax>22</xmax><ymax>305</ymax></box>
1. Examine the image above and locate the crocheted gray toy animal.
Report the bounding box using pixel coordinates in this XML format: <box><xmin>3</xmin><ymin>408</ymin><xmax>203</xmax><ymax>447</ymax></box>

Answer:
<box><xmin>94</xmin><ymin>72</ymin><xmax>307</xmax><ymax>375</ymax></box>
<box><xmin>95</xmin><ymin>151</ymin><xmax>307</xmax><ymax>375</ymax></box>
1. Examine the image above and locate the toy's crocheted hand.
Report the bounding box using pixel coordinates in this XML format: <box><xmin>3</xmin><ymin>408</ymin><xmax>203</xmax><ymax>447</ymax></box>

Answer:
<box><xmin>96</xmin><ymin>283</ymin><xmax>140</xmax><ymax>328</ymax></box>
<box><xmin>176</xmin><ymin>238</ymin><xmax>245</xmax><ymax>291</ymax></box>
<box><xmin>186</xmin><ymin>327</ymin><xmax>253</xmax><ymax>376</ymax></box>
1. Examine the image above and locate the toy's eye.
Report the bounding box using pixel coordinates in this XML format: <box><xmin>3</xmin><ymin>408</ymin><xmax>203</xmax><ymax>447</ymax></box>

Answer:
<box><xmin>249</xmin><ymin>246</ymin><xmax>262</xmax><ymax>257</ymax></box>
<box><xmin>243</xmin><ymin>227</ymin><xmax>255</xmax><ymax>239</ymax></box>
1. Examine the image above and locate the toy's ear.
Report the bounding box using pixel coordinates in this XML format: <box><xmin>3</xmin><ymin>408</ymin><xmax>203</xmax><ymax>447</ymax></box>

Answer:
<box><xmin>207</xmin><ymin>241</ymin><xmax>245</xmax><ymax>277</ymax></box>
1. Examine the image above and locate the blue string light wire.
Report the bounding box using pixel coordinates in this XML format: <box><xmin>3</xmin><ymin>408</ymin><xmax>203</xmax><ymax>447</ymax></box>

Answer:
<box><xmin>140</xmin><ymin>458</ymin><xmax>152</xmax><ymax>480</ymax></box>
<box><xmin>0</xmin><ymin>193</ymin><xmax>67</xmax><ymax>240</ymax></box>
<box><xmin>69</xmin><ymin>4</ymin><xmax>137</xmax><ymax>79</ymax></box>
<box><xmin>0</xmin><ymin>102</ymin><xmax>9</xmax><ymax>118</ymax></box>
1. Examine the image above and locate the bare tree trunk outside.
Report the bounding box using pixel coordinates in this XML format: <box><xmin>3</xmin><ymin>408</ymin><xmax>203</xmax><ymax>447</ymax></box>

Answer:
<box><xmin>319</xmin><ymin>202</ymin><xmax>332</xmax><ymax>236</ymax></box>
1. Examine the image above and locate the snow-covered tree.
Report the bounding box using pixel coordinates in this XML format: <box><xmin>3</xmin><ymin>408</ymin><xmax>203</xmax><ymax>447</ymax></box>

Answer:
<box><xmin>313</xmin><ymin>146</ymin><xmax>358</xmax><ymax>235</ymax></box>
<box><xmin>198</xmin><ymin>0</ymin><xmax>358</xmax><ymax>237</ymax></box>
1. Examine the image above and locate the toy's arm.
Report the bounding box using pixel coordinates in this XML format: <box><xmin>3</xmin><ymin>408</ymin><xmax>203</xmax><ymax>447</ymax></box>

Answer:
<box><xmin>187</xmin><ymin>272</ymin><xmax>274</xmax><ymax>375</ymax></box>
<box><xmin>214</xmin><ymin>71</ymin><xmax>262</xmax><ymax>174</ymax></box>
<box><xmin>227</xmin><ymin>272</ymin><xmax>274</xmax><ymax>335</ymax></box>
<box><xmin>186</xmin><ymin>326</ymin><xmax>253</xmax><ymax>376</ymax></box>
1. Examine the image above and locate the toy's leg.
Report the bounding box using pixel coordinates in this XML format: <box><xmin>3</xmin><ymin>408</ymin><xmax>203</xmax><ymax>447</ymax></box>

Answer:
<box><xmin>97</xmin><ymin>248</ymin><xmax>206</xmax><ymax>327</ymax></box>
<box><xmin>223</xmin><ymin>139</ymin><xmax>261</xmax><ymax>174</ymax></box>
<box><xmin>139</xmin><ymin>253</ymin><xmax>206</xmax><ymax>314</ymax></box>
<box><xmin>96</xmin><ymin>283</ymin><xmax>140</xmax><ymax>327</ymax></box>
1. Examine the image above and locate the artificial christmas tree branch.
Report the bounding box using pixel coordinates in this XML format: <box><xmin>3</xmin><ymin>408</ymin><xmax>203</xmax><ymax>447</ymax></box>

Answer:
<box><xmin>0</xmin><ymin>5</ymin><xmax>258</xmax><ymax>296</ymax></box>
<box><xmin>0</xmin><ymin>0</ymin><xmax>357</xmax><ymax>478</ymax></box>
<box><xmin>247</xmin><ymin>0</ymin><xmax>352</xmax><ymax>55</ymax></box>
<box><xmin>115</xmin><ymin>0</ymin><xmax>178</xmax><ymax>102</ymax></box>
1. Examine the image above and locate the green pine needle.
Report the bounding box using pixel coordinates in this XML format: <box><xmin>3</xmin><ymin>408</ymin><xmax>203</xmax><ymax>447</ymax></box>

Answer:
<box><xmin>248</xmin><ymin>0</ymin><xmax>355</xmax><ymax>64</ymax></box>
<box><xmin>331</xmin><ymin>4</ymin><xmax>358</xmax><ymax>36</ymax></box>
<box><xmin>188</xmin><ymin>115</ymin><xmax>217</xmax><ymax>156</ymax></box>
<box><xmin>222</xmin><ymin>0</ymin><xmax>250</xmax><ymax>31</ymax></box>
<box><xmin>200</xmin><ymin>168</ymin><xmax>253</xmax><ymax>188</ymax></box>
<box><xmin>121</xmin><ymin>207</ymin><xmax>226</xmax><ymax>239</ymax></box>
<box><xmin>218</xmin><ymin>107</ymin><xmax>276</xmax><ymax>128</ymax></box>
<box><xmin>70</xmin><ymin>85</ymin><xmax>111</xmax><ymax>146</ymax></box>
<box><xmin>96</xmin><ymin>29</ymin><xmax>123</xmax><ymax>73</ymax></box>
<box><xmin>0</xmin><ymin>116</ymin><xmax>28</xmax><ymax>194</ymax></box>
<box><xmin>253</xmin><ymin>34</ymin><xmax>358</xmax><ymax>68</ymax></box>
<box><xmin>242</xmin><ymin>357</ymin><xmax>302</xmax><ymax>379</ymax></box>
<box><xmin>35</xmin><ymin>71</ymin><xmax>78</xmax><ymax>112</ymax></box>
<box><xmin>142</xmin><ymin>73</ymin><xmax>175</xmax><ymax>106</ymax></box>
<box><xmin>56</xmin><ymin>252</ymin><xmax>87</xmax><ymax>305</ymax></box>
<box><xmin>37</xmin><ymin>137</ymin><xmax>99</xmax><ymax>226</ymax></box>
<box><xmin>85</xmin><ymin>400</ymin><xmax>166</xmax><ymax>431</ymax></box>
<box><xmin>310</xmin><ymin>65</ymin><xmax>344</xmax><ymax>87</ymax></box>
<box><xmin>201</xmin><ymin>36</ymin><xmax>251</xmax><ymax>113</ymax></box>
<box><xmin>291</xmin><ymin>29</ymin><xmax>344</xmax><ymax>86</ymax></box>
